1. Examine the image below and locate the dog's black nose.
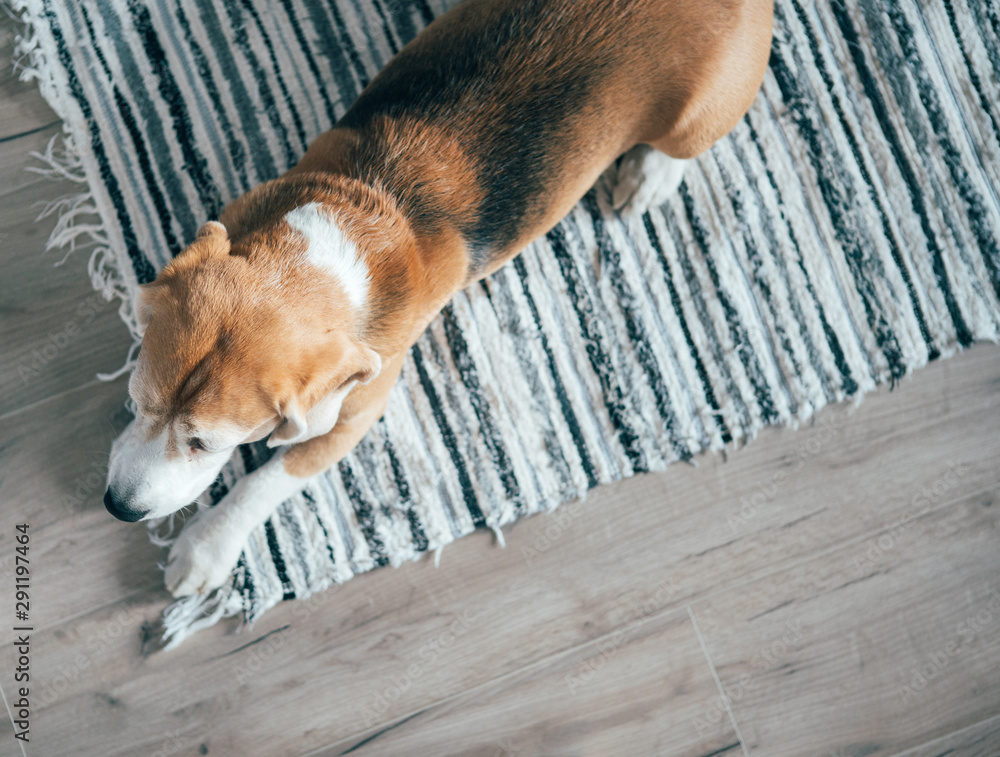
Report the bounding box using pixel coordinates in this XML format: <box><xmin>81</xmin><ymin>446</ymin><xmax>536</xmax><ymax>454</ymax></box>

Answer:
<box><xmin>104</xmin><ymin>488</ymin><xmax>146</xmax><ymax>522</ymax></box>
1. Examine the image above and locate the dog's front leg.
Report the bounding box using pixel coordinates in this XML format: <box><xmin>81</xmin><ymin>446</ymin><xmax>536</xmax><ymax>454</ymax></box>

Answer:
<box><xmin>164</xmin><ymin>352</ymin><xmax>404</xmax><ymax>597</ymax></box>
<box><xmin>165</xmin><ymin>451</ymin><xmax>308</xmax><ymax>597</ymax></box>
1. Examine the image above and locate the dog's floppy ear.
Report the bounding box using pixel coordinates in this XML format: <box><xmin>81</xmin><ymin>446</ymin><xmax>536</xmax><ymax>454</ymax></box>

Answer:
<box><xmin>135</xmin><ymin>222</ymin><xmax>227</xmax><ymax>334</ymax></box>
<box><xmin>267</xmin><ymin>401</ymin><xmax>309</xmax><ymax>448</ymax></box>
<box><xmin>164</xmin><ymin>221</ymin><xmax>230</xmax><ymax>274</ymax></box>
<box><xmin>267</xmin><ymin>343</ymin><xmax>382</xmax><ymax>448</ymax></box>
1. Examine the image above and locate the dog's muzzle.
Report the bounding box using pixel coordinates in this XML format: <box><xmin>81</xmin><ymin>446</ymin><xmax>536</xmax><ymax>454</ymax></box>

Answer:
<box><xmin>104</xmin><ymin>488</ymin><xmax>148</xmax><ymax>522</ymax></box>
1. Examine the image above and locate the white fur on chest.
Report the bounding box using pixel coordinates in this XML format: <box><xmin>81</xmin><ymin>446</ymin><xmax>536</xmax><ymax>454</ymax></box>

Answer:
<box><xmin>285</xmin><ymin>202</ymin><xmax>370</xmax><ymax>308</ymax></box>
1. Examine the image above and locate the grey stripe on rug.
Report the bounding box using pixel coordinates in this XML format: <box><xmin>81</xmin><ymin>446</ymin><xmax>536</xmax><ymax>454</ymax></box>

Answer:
<box><xmin>11</xmin><ymin>0</ymin><xmax>1000</xmax><ymax>646</ymax></box>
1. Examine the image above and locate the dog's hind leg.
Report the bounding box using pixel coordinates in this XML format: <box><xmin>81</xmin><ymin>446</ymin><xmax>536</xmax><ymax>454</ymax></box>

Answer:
<box><xmin>608</xmin><ymin>144</ymin><xmax>689</xmax><ymax>216</ymax></box>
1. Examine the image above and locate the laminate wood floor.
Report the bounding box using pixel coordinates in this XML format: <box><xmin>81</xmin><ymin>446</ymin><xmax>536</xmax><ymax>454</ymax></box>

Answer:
<box><xmin>0</xmin><ymin>13</ymin><xmax>998</xmax><ymax>757</ymax></box>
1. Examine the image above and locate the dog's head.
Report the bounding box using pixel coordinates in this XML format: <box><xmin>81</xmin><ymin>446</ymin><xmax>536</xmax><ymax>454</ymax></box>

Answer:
<box><xmin>105</xmin><ymin>217</ymin><xmax>381</xmax><ymax>522</ymax></box>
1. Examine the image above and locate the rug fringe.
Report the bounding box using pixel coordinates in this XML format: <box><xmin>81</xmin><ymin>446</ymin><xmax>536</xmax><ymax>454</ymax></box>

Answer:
<box><xmin>8</xmin><ymin>0</ymin><xmax>144</xmax><ymax>380</ymax></box>
<box><xmin>161</xmin><ymin>588</ymin><xmax>244</xmax><ymax>651</ymax></box>
<box><xmin>147</xmin><ymin>512</ymin><xmax>181</xmax><ymax>550</ymax></box>
<box><xmin>491</xmin><ymin>525</ymin><xmax>506</xmax><ymax>548</ymax></box>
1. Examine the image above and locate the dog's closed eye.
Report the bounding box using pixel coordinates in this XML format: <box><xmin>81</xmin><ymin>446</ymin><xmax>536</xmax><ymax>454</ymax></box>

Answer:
<box><xmin>188</xmin><ymin>437</ymin><xmax>207</xmax><ymax>453</ymax></box>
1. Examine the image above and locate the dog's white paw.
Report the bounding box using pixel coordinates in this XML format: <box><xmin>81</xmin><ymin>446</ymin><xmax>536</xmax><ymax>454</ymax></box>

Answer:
<box><xmin>611</xmin><ymin>145</ymin><xmax>688</xmax><ymax>216</ymax></box>
<box><xmin>165</xmin><ymin>509</ymin><xmax>244</xmax><ymax>598</ymax></box>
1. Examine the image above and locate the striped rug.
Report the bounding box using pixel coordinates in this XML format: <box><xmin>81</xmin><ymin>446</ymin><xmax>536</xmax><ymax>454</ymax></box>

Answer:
<box><xmin>12</xmin><ymin>0</ymin><xmax>1000</xmax><ymax>646</ymax></box>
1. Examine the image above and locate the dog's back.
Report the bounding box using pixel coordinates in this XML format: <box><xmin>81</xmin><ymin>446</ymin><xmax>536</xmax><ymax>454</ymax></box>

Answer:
<box><xmin>328</xmin><ymin>0</ymin><xmax>773</xmax><ymax>272</ymax></box>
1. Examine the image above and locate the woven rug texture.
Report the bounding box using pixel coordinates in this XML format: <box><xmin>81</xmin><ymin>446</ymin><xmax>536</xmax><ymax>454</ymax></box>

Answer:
<box><xmin>11</xmin><ymin>0</ymin><xmax>1000</xmax><ymax>645</ymax></box>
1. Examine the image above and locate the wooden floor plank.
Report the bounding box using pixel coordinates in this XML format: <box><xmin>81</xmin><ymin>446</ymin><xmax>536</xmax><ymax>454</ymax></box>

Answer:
<box><xmin>689</xmin><ymin>497</ymin><xmax>1000</xmax><ymax>756</ymax></box>
<box><xmin>0</xmin><ymin>146</ymin><xmax>134</xmax><ymax>418</ymax></box>
<box><xmin>0</xmin><ymin>122</ymin><xmax>59</xmax><ymax>199</ymax></box>
<box><xmin>320</xmin><ymin>610</ymin><xmax>742</xmax><ymax>757</ymax></box>
<box><xmin>893</xmin><ymin>714</ymin><xmax>1000</xmax><ymax>757</ymax></box>
<box><xmin>0</xmin><ymin>347</ymin><xmax>995</xmax><ymax>756</ymax></box>
<box><xmin>0</xmin><ymin>378</ymin><xmax>162</xmax><ymax>648</ymax></box>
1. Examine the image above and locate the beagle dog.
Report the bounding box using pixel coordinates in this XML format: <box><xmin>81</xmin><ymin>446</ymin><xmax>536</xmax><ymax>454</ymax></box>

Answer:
<box><xmin>105</xmin><ymin>0</ymin><xmax>773</xmax><ymax>597</ymax></box>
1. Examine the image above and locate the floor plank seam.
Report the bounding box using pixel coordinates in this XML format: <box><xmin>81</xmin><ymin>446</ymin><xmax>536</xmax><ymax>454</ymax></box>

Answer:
<box><xmin>0</xmin><ymin>118</ymin><xmax>59</xmax><ymax>144</ymax></box>
<box><xmin>687</xmin><ymin>605</ymin><xmax>751</xmax><ymax>757</ymax></box>
<box><xmin>0</xmin><ymin>169</ymin><xmax>57</xmax><ymax>202</ymax></box>
<box><xmin>886</xmin><ymin>711</ymin><xmax>1000</xmax><ymax>757</ymax></box>
<box><xmin>0</xmin><ymin>376</ymin><xmax>111</xmax><ymax>424</ymax></box>
<box><xmin>0</xmin><ymin>679</ymin><xmax>27</xmax><ymax>757</ymax></box>
<box><xmin>0</xmin><ymin>582</ymin><xmax>165</xmax><ymax>645</ymax></box>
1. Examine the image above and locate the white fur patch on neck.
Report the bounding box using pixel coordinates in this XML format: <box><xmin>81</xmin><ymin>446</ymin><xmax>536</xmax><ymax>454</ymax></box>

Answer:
<box><xmin>285</xmin><ymin>202</ymin><xmax>370</xmax><ymax>309</ymax></box>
